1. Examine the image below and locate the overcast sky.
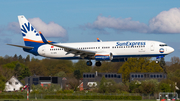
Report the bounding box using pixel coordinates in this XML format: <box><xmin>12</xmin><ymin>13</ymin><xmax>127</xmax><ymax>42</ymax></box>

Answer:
<box><xmin>0</xmin><ymin>0</ymin><xmax>180</xmax><ymax>61</ymax></box>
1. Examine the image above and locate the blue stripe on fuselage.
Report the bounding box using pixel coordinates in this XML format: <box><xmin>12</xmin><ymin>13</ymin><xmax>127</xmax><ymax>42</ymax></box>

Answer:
<box><xmin>50</xmin><ymin>54</ymin><xmax>167</xmax><ymax>60</ymax></box>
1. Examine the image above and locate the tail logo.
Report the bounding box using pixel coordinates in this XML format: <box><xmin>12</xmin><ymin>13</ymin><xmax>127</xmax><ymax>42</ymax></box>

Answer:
<box><xmin>21</xmin><ymin>22</ymin><xmax>39</xmax><ymax>37</ymax></box>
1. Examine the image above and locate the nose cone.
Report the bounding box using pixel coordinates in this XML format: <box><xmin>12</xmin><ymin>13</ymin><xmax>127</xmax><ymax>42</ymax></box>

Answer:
<box><xmin>169</xmin><ymin>47</ymin><xmax>174</xmax><ymax>54</ymax></box>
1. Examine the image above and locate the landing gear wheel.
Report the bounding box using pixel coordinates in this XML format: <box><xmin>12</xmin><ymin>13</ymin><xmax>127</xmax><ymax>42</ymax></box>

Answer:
<box><xmin>95</xmin><ymin>61</ymin><xmax>101</xmax><ymax>66</ymax></box>
<box><xmin>156</xmin><ymin>60</ymin><xmax>159</xmax><ymax>64</ymax></box>
<box><xmin>86</xmin><ymin>61</ymin><xmax>92</xmax><ymax>66</ymax></box>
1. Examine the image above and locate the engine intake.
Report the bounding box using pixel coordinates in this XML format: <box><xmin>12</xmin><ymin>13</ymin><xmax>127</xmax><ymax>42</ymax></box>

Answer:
<box><xmin>95</xmin><ymin>53</ymin><xmax>113</xmax><ymax>61</ymax></box>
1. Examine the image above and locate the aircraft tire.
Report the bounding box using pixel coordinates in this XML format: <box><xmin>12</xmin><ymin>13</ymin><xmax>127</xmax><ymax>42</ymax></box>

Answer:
<box><xmin>95</xmin><ymin>61</ymin><xmax>101</xmax><ymax>66</ymax></box>
<box><xmin>86</xmin><ymin>61</ymin><xmax>92</xmax><ymax>66</ymax></box>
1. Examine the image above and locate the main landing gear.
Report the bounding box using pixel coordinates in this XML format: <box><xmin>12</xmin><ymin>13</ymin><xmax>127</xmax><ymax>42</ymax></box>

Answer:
<box><xmin>86</xmin><ymin>61</ymin><xmax>92</xmax><ymax>66</ymax></box>
<box><xmin>86</xmin><ymin>61</ymin><xmax>102</xmax><ymax>66</ymax></box>
<box><xmin>95</xmin><ymin>61</ymin><xmax>101</xmax><ymax>66</ymax></box>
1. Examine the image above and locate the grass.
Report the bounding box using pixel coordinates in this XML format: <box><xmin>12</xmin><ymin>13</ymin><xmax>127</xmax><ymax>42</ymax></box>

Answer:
<box><xmin>0</xmin><ymin>99</ymin><xmax>156</xmax><ymax>101</ymax></box>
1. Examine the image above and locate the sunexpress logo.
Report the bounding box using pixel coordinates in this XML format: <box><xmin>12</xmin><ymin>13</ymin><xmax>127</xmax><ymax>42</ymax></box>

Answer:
<box><xmin>21</xmin><ymin>22</ymin><xmax>39</xmax><ymax>36</ymax></box>
<box><xmin>116</xmin><ymin>41</ymin><xmax>146</xmax><ymax>46</ymax></box>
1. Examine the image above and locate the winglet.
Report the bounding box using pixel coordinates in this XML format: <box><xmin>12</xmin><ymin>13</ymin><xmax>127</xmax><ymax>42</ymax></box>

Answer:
<box><xmin>39</xmin><ymin>31</ymin><xmax>49</xmax><ymax>44</ymax></box>
<box><xmin>97</xmin><ymin>38</ymin><xmax>102</xmax><ymax>42</ymax></box>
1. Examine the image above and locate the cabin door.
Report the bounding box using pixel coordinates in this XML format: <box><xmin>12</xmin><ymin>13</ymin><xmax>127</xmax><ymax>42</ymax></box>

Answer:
<box><xmin>150</xmin><ymin>43</ymin><xmax>155</xmax><ymax>51</ymax></box>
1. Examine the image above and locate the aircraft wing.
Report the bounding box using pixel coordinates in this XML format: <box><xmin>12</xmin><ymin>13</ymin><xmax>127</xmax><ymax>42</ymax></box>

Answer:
<box><xmin>39</xmin><ymin>32</ymin><xmax>96</xmax><ymax>58</ymax></box>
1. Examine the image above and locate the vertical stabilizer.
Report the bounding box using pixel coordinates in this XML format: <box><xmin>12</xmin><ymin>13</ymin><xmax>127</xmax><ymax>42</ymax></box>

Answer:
<box><xmin>18</xmin><ymin>15</ymin><xmax>43</xmax><ymax>46</ymax></box>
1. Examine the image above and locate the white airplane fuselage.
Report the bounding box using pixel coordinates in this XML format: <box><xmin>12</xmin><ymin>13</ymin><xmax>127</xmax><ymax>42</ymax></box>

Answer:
<box><xmin>37</xmin><ymin>40</ymin><xmax>174</xmax><ymax>60</ymax></box>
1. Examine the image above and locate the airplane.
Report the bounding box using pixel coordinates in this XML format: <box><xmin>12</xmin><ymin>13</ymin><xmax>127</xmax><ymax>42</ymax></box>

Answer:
<box><xmin>7</xmin><ymin>15</ymin><xmax>174</xmax><ymax>66</ymax></box>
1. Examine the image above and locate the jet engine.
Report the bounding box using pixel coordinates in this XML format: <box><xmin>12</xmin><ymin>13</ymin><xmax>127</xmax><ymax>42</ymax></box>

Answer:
<box><xmin>95</xmin><ymin>52</ymin><xmax>113</xmax><ymax>61</ymax></box>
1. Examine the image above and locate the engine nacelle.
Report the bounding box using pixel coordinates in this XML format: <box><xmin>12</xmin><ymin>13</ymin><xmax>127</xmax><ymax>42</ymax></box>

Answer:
<box><xmin>111</xmin><ymin>58</ymin><xmax>128</xmax><ymax>62</ymax></box>
<box><xmin>95</xmin><ymin>53</ymin><xmax>113</xmax><ymax>61</ymax></box>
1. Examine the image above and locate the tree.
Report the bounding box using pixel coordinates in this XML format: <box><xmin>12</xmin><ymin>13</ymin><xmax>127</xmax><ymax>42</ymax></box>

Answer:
<box><xmin>0</xmin><ymin>66</ymin><xmax>13</xmax><ymax>81</ymax></box>
<box><xmin>118</xmin><ymin>58</ymin><xmax>163</xmax><ymax>82</ymax></box>
<box><xmin>129</xmin><ymin>81</ymin><xmax>141</xmax><ymax>93</ymax></box>
<box><xmin>27</xmin><ymin>60</ymin><xmax>46</xmax><ymax>76</ymax></box>
<box><xmin>13</xmin><ymin>54</ymin><xmax>18</xmax><ymax>61</ymax></box>
<box><xmin>98</xmin><ymin>76</ymin><xmax>107</xmax><ymax>93</ymax></box>
<box><xmin>14</xmin><ymin>63</ymin><xmax>23</xmax><ymax>78</ymax></box>
<box><xmin>159</xmin><ymin>83</ymin><xmax>172</xmax><ymax>92</ymax></box>
<box><xmin>73</xmin><ymin>60</ymin><xmax>91</xmax><ymax>78</ymax></box>
<box><xmin>74</xmin><ymin>70</ymin><xmax>81</xmax><ymax>80</ymax></box>
<box><xmin>92</xmin><ymin>61</ymin><xmax>124</xmax><ymax>73</ymax></box>
<box><xmin>0</xmin><ymin>74</ymin><xmax>6</xmax><ymax>91</ymax></box>
<box><xmin>160</xmin><ymin>58</ymin><xmax>166</xmax><ymax>73</ymax></box>
<box><xmin>171</xmin><ymin>56</ymin><xmax>180</xmax><ymax>65</ymax></box>
<box><xmin>67</xmin><ymin>77</ymin><xmax>79</xmax><ymax>90</ymax></box>
<box><xmin>139</xmin><ymin>79</ymin><xmax>159</xmax><ymax>94</ymax></box>
<box><xmin>3</xmin><ymin>61</ymin><xmax>30</xmax><ymax>80</ymax></box>
<box><xmin>19</xmin><ymin>66</ymin><xmax>31</xmax><ymax>80</ymax></box>
<box><xmin>18</xmin><ymin>55</ymin><xmax>23</xmax><ymax>63</ymax></box>
<box><xmin>25</xmin><ymin>55</ymin><xmax>30</xmax><ymax>63</ymax></box>
<box><xmin>55</xmin><ymin>71</ymin><xmax>67</xmax><ymax>77</ymax></box>
<box><xmin>98</xmin><ymin>76</ymin><xmax>117</xmax><ymax>93</ymax></box>
<box><xmin>158</xmin><ymin>79</ymin><xmax>175</xmax><ymax>92</ymax></box>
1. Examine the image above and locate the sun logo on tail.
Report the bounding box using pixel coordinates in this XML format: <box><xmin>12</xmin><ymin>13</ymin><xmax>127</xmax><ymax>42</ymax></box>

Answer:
<box><xmin>21</xmin><ymin>22</ymin><xmax>39</xmax><ymax>37</ymax></box>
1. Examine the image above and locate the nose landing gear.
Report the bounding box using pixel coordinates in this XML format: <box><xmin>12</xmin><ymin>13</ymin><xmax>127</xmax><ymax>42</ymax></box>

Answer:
<box><xmin>156</xmin><ymin>56</ymin><xmax>164</xmax><ymax>64</ymax></box>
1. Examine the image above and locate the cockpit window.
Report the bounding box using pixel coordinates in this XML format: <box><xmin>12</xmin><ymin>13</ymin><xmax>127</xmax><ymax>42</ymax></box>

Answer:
<box><xmin>159</xmin><ymin>44</ymin><xmax>167</xmax><ymax>46</ymax></box>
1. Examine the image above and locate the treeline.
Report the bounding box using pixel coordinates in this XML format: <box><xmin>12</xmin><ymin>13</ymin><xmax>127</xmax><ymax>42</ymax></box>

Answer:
<box><xmin>0</xmin><ymin>54</ymin><xmax>180</xmax><ymax>94</ymax></box>
<box><xmin>0</xmin><ymin>54</ymin><xmax>124</xmax><ymax>81</ymax></box>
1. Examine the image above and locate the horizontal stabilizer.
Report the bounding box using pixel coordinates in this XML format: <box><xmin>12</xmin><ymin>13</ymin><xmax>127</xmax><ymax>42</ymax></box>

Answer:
<box><xmin>7</xmin><ymin>44</ymin><xmax>34</xmax><ymax>49</ymax></box>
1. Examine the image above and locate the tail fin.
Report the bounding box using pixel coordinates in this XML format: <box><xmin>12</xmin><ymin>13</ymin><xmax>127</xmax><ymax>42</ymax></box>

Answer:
<box><xmin>18</xmin><ymin>15</ymin><xmax>45</xmax><ymax>46</ymax></box>
<box><xmin>97</xmin><ymin>38</ymin><xmax>102</xmax><ymax>42</ymax></box>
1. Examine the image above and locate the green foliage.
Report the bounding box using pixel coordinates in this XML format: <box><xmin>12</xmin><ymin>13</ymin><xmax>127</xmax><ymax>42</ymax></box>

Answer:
<box><xmin>98</xmin><ymin>76</ymin><xmax>107</xmax><ymax>93</ymax></box>
<box><xmin>27</xmin><ymin>59</ymin><xmax>74</xmax><ymax>76</ymax></box>
<box><xmin>55</xmin><ymin>71</ymin><xmax>67</xmax><ymax>77</ymax></box>
<box><xmin>92</xmin><ymin>61</ymin><xmax>124</xmax><ymax>73</ymax></box>
<box><xmin>0</xmin><ymin>95</ymin><xmax>24</xmax><ymax>99</ymax></box>
<box><xmin>0</xmin><ymin>74</ymin><xmax>6</xmax><ymax>91</ymax></box>
<box><xmin>25</xmin><ymin>55</ymin><xmax>30</xmax><ymax>63</ymax></box>
<box><xmin>118</xmin><ymin>57</ymin><xmax>163</xmax><ymax>82</ymax></box>
<box><xmin>3</xmin><ymin>61</ymin><xmax>17</xmax><ymax>69</ymax></box>
<box><xmin>98</xmin><ymin>76</ymin><xmax>117</xmax><ymax>93</ymax></box>
<box><xmin>1</xmin><ymin>54</ymin><xmax>180</xmax><ymax>95</ymax></box>
<box><xmin>158</xmin><ymin>79</ymin><xmax>175</xmax><ymax>92</ymax></box>
<box><xmin>129</xmin><ymin>81</ymin><xmax>141</xmax><ymax>93</ymax></box>
<box><xmin>74</xmin><ymin>70</ymin><xmax>81</xmax><ymax>80</ymax></box>
<box><xmin>139</xmin><ymin>79</ymin><xmax>159</xmax><ymax>94</ymax></box>
<box><xmin>31</xmin><ymin>84</ymin><xmax>62</xmax><ymax>94</ymax></box>
<box><xmin>159</xmin><ymin>83</ymin><xmax>172</xmax><ymax>92</ymax></box>
<box><xmin>129</xmin><ymin>79</ymin><xmax>159</xmax><ymax>94</ymax></box>
<box><xmin>63</xmin><ymin>89</ymin><xmax>74</xmax><ymax>93</ymax></box>
<box><xmin>2</xmin><ymin>61</ymin><xmax>30</xmax><ymax>80</ymax></box>
<box><xmin>44</xmin><ymin>95</ymin><xmax>142</xmax><ymax>100</ymax></box>
<box><xmin>73</xmin><ymin>60</ymin><xmax>91</xmax><ymax>77</ymax></box>
<box><xmin>160</xmin><ymin>58</ymin><xmax>166</xmax><ymax>73</ymax></box>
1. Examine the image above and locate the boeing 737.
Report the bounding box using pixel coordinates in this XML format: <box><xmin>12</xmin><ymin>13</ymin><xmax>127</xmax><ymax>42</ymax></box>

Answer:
<box><xmin>7</xmin><ymin>15</ymin><xmax>174</xmax><ymax>66</ymax></box>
